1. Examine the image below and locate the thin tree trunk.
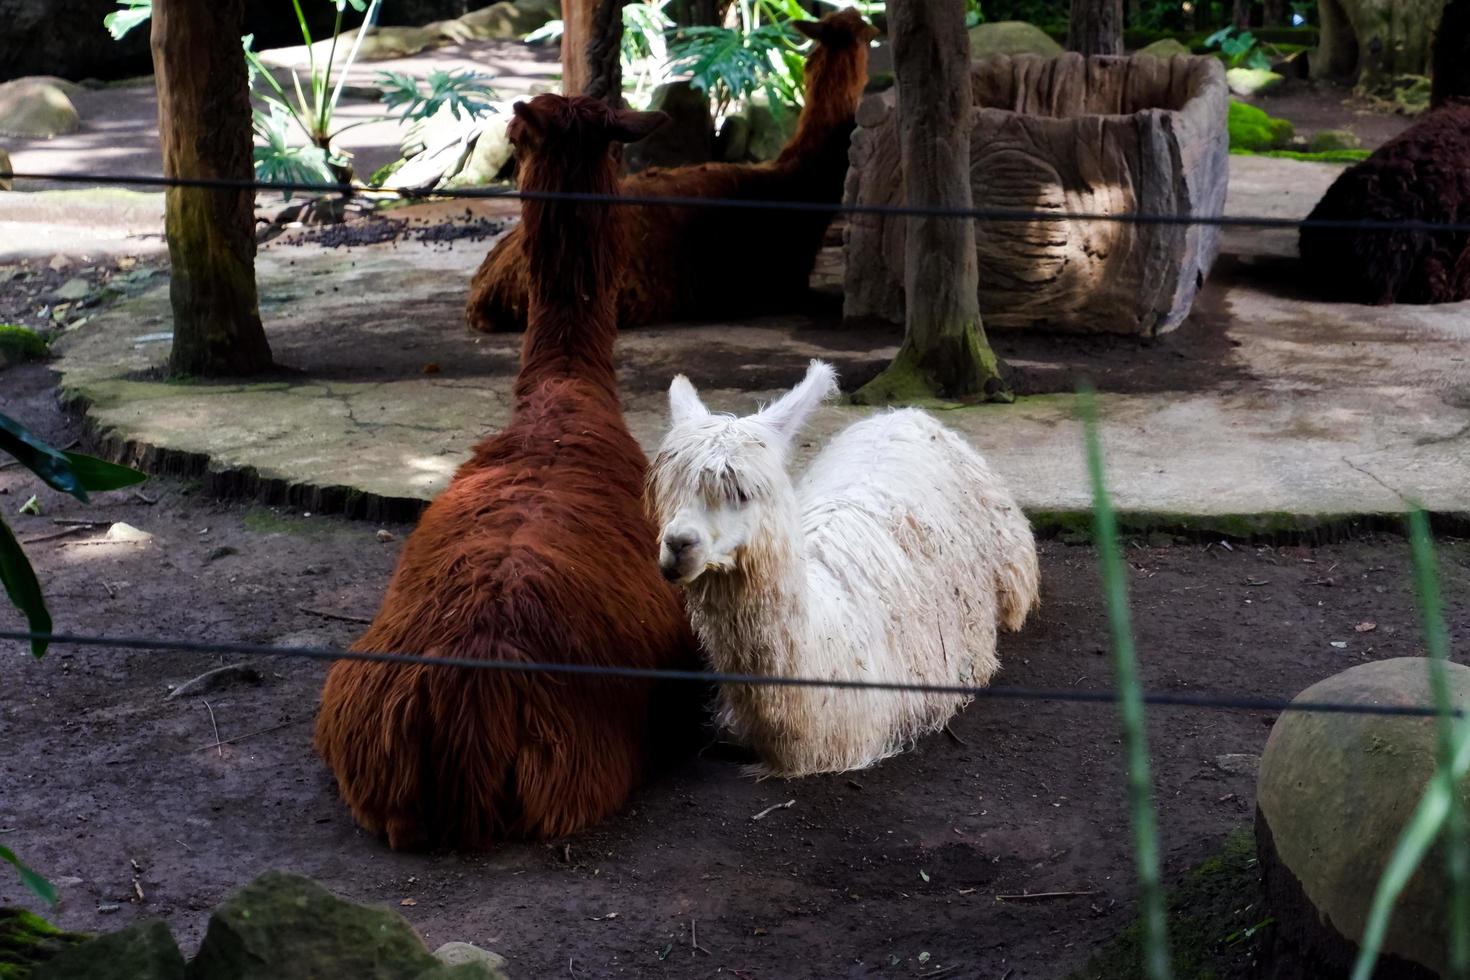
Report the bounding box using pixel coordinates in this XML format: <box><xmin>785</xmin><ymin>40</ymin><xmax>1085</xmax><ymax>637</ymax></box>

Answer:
<box><xmin>560</xmin><ymin>0</ymin><xmax>593</xmax><ymax>94</ymax></box>
<box><xmin>1233</xmin><ymin>0</ymin><xmax>1251</xmax><ymax>29</ymax></box>
<box><xmin>151</xmin><ymin>0</ymin><xmax>272</xmax><ymax>377</ymax></box>
<box><xmin>1263</xmin><ymin>0</ymin><xmax>1287</xmax><ymax>26</ymax></box>
<box><xmin>1194</xmin><ymin>0</ymin><xmax>1213</xmax><ymax>32</ymax></box>
<box><xmin>856</xmin><ymin>0</ymin><xmax>1009</xmax><ymax>405</ymax></box>
<box><xmin>582</xmin><ymin>0</ymin><xmax>624</xmax><ymax>103</ymax></box>
<box><xmin>1068</xmin><ymin>0</ymin><xmax>1124</xmax><ymax>56</ymax></box>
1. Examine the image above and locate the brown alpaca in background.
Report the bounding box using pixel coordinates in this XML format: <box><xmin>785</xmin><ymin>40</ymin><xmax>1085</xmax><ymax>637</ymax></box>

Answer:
<box><xmin>465</xmin><ymin>9</ymin><xmax>878</xmax><ymax>333</ymax></box>
<box><xmin>314</xmin><ymin>95</ymin><xmax>697</xmax><ymax>850</ymax></box>
<box><xmin>1298</xmin><ymin>0</ymin><xmax>1470</xmax><ymax>304</ymax></box>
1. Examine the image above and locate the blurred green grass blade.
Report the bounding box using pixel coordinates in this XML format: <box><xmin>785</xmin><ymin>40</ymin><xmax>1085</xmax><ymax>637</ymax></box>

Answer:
<box><xmin>0</xmin><ymin>845</ymin><xmax>56</xmax><ymax>906</ymax></box>
<box><xmin>1079</xmin><ymin>388</ymin><xmax>1173</xmax><ymax>980</ymax></box>
<box><xmin>1351</xmin><ymin>724</ymin><xmax>1470</xmax><ymax>980</ymax></box>
<box><xmin>1410</xmin><ymin>509</ymin><xmax>1468</xmax><ymax>978</ymax></box>
<box><xmin>0</xmin><ymin>513</ymin><xmax>51</xmax><ymax>658</ymax></box>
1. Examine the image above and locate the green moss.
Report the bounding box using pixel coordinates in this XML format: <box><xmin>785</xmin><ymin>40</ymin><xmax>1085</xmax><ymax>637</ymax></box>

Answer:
<box><xmin>1067</xmin><ymin>827</ymin><xmax>1271</xmax><ymax>980</ymax></box>
<box><xmin>852</xmin><ymin>338</ymin><xmax>1012</xmax><ymax>408</ymax></box>
<box><xmin>0</xmin><ymin>325</ymin><xmax>48</xmax><ymax>362</ymax></box>
<box><xmin>1227</xmin><ymin>100</ymin><xmax>1294</xmax><ymax>152</ymax></box>
<box><xmin>1233</xmin><ymin>147</ymin><xmax>1372</xmax><ymax>163</ymax></box>
<box><xmin>0</xmin><ymin>909</ymin><xmax>87</xmax><ymax>979</ymax></box>
<box><xmin>242</xmin><ymin>506</ymin><xmax>332</xmax><ymax>538</ymax></box>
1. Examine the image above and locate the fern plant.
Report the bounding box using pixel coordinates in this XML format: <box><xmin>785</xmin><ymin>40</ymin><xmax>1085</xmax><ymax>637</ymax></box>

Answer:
<box><xmin>378</xmin><ymin>69</ymin><xmax>500</xmax><ymax>123</ymax></box>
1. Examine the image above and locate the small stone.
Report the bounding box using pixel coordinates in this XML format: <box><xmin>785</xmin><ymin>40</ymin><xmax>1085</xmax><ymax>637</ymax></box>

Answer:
<box><xmin>96</xmin><ymin>904</ymin><xmax>120</xmax><ymax>913</ymax></box>
<box><xmin>1225</xmin><ymin>67</ymin><xmax>1284</xmax><ymax>97</ymax></box>
<box><xmin>1329</xmin><ymin>640</ymin><xmax>1348</xmax><ymax>649</ymax></box>
<box><xmin>1214</xmin><ymin>752</ymin><xmax>1259</xmax><ymax>776</ymax></box>
<box><xmin>47</xmin><ymin>254</ymin><xmax>71</xmax><ymax>272</ymax></box>
<box><xmin>51</xmin><ymin>278</ymin><xmax>91</xmax><ymax>302</ymax></box>
<box><xmin>105</xmin><ymin>522</ymin><xmax>152</xmax><ymax>543</ymax></box>
<box><xmin>376</xmin><ymin>529</ymin><xmax>397</xmax><ymax>542</ymax></box>
<box><xmin>52</xmin><ymin>875</ymin><xmax>84</xmax><ymax>887</ymax></box>
<box><xmin>273</xmin><ymin>630</ymin><xmax>333</xmax><ymax>650</ymax></box>
<box><xmin>432</xmin><ymin>941</ymin><xmax>509</xmax><ymax>973</ymax></box>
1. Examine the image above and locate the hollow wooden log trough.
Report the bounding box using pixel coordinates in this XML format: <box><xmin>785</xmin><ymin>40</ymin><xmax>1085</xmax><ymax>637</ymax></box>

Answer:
<box><xmin>843</xmin><ymin>53</ymin><xmax>1230</xmax><ymax>336</ymax></box>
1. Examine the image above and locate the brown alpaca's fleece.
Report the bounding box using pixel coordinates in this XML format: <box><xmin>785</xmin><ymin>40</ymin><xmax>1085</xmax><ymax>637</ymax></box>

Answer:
<box><xmin>1298</xmin><ymin>0</ymin><xmax>1470</xmax><ymax>305</ymax></box>
<box><xmin>314</xmin><ymin>95</ymin><xmax>697</xmax><ymax>850</ymax></box>
<box><xmin>464</xmin><ymin>9</ymin><xmax>878</xmax><ymax>333</ymax></box>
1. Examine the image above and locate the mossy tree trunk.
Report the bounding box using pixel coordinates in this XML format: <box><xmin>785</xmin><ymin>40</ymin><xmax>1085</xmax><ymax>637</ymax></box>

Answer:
<box><xmin>1068</xmin><ymin>0</ymin><xmax>1124</xmax><ymax>56</ymax></box>
<box><xmin>855</xmin><ymin>0</ymin><xmax>1010</xmax><ymax>406</ymax></box>
<box><xmin>152</xmin><ymin>0</ymin><xmax>272</xmax><ymax>378</ymax></box>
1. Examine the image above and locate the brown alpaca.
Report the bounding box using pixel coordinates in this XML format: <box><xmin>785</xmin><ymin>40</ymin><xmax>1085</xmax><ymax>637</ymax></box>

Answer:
<box><xmin>313</xmin><ymin>95</ymin><xmax>697</xmax><ymax>850</ymax></box>
<box><xmin>465</xmin><ymin>9</ymin><xmax>878</xmax><ymax>333</ymax></box>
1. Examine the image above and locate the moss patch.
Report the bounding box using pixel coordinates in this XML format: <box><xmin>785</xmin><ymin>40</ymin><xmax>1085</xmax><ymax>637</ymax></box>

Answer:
<box><xmin>1227</xmin><ymin>100</ymin><xmax>1294</xmax><ymax>152</ymax></box>
<box><xmin>0</xmin><ymin>325</ymin><xmax>48</xmax><ymax>362</ymax></box>
<box><xmin>0</xmin><ymin>909</ymin><xmax>86</xmax><ymax>979</ymax></box>
<box><xmin>1067</xmin><ymin>827</ymin><xmax>1272</xmax><ymax>980</ymax></box>
<box><xmin>1233</xmin><ymin>148</ymin><xmax>1372</xmax><ymax>164</ymax></box>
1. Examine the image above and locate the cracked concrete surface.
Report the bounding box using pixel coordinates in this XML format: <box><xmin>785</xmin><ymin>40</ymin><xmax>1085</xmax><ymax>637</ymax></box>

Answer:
<box><xmin>47</xmin><ymin>156</ymin><xmax>1470</xmax><ymax>529</ymax></box>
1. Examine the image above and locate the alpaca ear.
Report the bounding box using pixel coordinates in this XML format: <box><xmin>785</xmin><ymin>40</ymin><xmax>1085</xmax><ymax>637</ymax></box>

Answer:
<box><xmin>610</xmin><ymin>110</ymin><xmax>669</xmax><ymax>145</ymax></box>
<box><xmin>792</xmin><ymin>19</ymin><xmax>823</xmax><ymax>42</ymax></box>
<box><xmin>668</xmin><ymin>375</ymin><xmax>710</xmax><ymax>427</ymax></box>
<box><xmin>757</xmin><ymin>360</ymin><xmax>838</xmax><ymax>445</ymax></box>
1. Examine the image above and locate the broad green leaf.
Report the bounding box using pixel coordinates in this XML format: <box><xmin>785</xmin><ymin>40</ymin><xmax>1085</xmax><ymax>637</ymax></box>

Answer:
<box><xmin>0</xmin><ymin>846</ymin><xmax>56</xmax><ymax>906</ymax></box>
<box><xmin>0</xmin><ymin>412</ymin><xmax>86</xmax><ymax>502</ymax></box>
<box><xmin>0</xmin><ymin>514</ymin><xmax>51</xmax><ymax>658</ymax></box>
<box><xmin>61</xmin><ymin>452</ymin><xmax>148</xmax><ymax>493</ymax></box>
<box><xmin>103</xmin><ymin>0</ymin><xmax>152</xmax><ymax>41</ymax></box>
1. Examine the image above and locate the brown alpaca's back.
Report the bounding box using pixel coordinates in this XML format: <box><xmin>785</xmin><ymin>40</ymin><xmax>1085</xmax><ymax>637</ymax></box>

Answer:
<box><xmin>314</xmin><ymin>97</ymin><xmax>695</xmax><ymax>849</ymax></box>
<box><xmin>465</xmin><ymin>9</ymin><xmax>877</xmax><ymax>333</ymax></box>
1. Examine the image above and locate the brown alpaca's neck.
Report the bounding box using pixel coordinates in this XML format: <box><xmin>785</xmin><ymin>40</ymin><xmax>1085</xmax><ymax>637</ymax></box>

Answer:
<box><xmin>516</xmin><ymin>163</ymin><xmax>625</xmax><ymax>396</ymax></box>
<box><xmin>775</xmin><ymin>40</ymin><xmax>869</xmax><ymax>168</ymax></box>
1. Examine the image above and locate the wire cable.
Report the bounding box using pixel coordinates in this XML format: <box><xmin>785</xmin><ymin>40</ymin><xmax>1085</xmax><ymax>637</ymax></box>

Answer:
<box><xmin>4</xmin><ymin>629</ymin><xmax>1462</xmax><ymax>721</ymax></box>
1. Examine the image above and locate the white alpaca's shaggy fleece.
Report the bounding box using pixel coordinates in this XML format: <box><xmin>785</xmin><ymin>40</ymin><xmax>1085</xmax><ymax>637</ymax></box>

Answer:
<box><xmin>646</xmin><ymin>360</ymin><xmax>1040</xmax><ymax>777</ymax></box>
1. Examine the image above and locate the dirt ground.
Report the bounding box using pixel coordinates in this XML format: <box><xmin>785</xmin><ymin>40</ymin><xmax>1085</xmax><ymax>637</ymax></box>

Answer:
<box><xmin>3</xmin><ymin>352</ymin><xmax>1468</xmax><ymax>978</ymax></box>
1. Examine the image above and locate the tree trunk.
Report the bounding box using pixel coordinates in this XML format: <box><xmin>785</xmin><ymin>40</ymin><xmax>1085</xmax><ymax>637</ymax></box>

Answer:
<box><xmin>1068</xmin><ymin>0</ymin><xmax>1124</xmax><ymax>55</ymax></box>
<box><xmin>151</xmin><ymin>0</ymin><xmax>272</xmax><ymax>377</ymax></box>
<box><xmin>1194</xmin><ymin>0</ymin><xmax>1214</xmax><ymax>32</ymax></box>
<box><xmin>855</xmin><ymin>0</ymin><xmax>1009</xmax><ymax>405</ymax></box>
<box><xmin>1263</xmin><ymin>0</ymin><xmax>1288</xmax><ymax>26</ymax></box>
<box><xmin>1233</xmin><ymin>0</ymin><xmax>1252</xmax><ymax>28</ymax></box>
<box><xmin>561</xmin><ymin>0</ymin><xmax>622</xmax><ymax>98</ymax></box>
<box><xmin>582</xmin><ymin>0</ymin><xmax>624</xmax><ymax>103</ymax></box>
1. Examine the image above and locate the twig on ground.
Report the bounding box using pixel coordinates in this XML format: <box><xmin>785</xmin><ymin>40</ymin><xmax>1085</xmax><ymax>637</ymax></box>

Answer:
<box><xmin>202</xmin><ymin>700</ymin><xmax>223</xmax><ymax>758</ymax></box>
<box><xmin>298</xmin><ymin>606</ymin><xmax>374</xmax><ymax>625</ymax></box>
<box><xmin>995</xmin><ymin>890</ymin><xmax>1097</xmax><ymax>902</ymax></box>
<box><xmin>52</xmin><ymin>518</ymin><xmax>111</xmax><ymax>527</ymax></box>
<box><xmin>190</xmin><ymin>718</ymin><xmax>305</xmax><ymax>754</ymax></box>
<box><xmin>943</xmin><ymin>724</ymin><xmax>967</xmax><ymax>747</ymax></box>
<box><xmin>20</xmin><ymin>525</ymin><xmax>92</xmax><ymax>545</ymax></box>
<box><xmin>131</xmin><ymin>490</ymin><xmax>158</xmax><ymax>505</ymax></box>
<box><xmin>692</xmin><ymin>919</ymin><xmax>711</xmax><ymax>957</ymax></box>
<box><xmin>167</xmin><ymin>663</ymin><xmax>262</xmax><ymax>700</ymax></box>
<box><xmin>751</xmin><ymin>799</ymin><xmax>795</xmax><ymax>821</ymax></box>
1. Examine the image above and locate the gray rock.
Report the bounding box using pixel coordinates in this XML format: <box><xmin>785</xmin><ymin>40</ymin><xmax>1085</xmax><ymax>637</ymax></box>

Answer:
<box><xmin>1213</xmin><ymin>752</ymin><xmax>1259</xmax><ymax>776</ymax></box>
<box><xmin>1256</xmin><ymin>658</ymin><xmax>1470</xmax><ymax>978</ymax></box>
<box><xmin>444</xmin><ymin>116</ymin><xmax>513</xmax><ymax>188</ymax></box>
<box><xmin>1307</xmin><ymin>128</ymin><xmax>1362</xmax><ymax>152</ymax></box>
<box><xmin>51</xmin><ymin>277</ymin><xmax>91</xmax><ymax>302</ymax></box>
<box><xmin>1136</xmin><ymin>38</ymin><xmax>1191</xmax><ymax>59</ymax></box>
<box><xmin>968</xmin><ymin>21</ymin><xmax>1063</xmax><ymax>60</ymax></box>
<box><xmin>186</xmin><ymin>871</ymin><xmax>439</xmax><ymax>980</ymax></box>
<box><xmin>429</xmin><ymin>941</ymin><xmax>510</xmax><ymax>978</ymax></box>
<box><xmin>743</xmin><ymin>103</ymin><xmax>797</xmax><ymax>163</ymax></box>
<box><xmin>454</xmin><ymin>0</ymin><xmax>559</xmax><ymax>41</ymax></box>
<box><xmin>33</xmin><ymin>920</ymin><xmax>184</xmax><ymax>980</ymax></box>
<box><xmin>0</xmin><ymin>78</ymin><xmax>80</xmax><ymax>139</ymax></box>
<box><xmin>623</xmin><ymin>82</ymin><xmax>713</xmax><ymax>173</ymax></box>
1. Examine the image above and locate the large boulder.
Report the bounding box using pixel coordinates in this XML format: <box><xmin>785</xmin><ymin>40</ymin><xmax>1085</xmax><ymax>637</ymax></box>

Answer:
<box><xmin>185</xmin><ymin>871</ymin><xmax>507</xmax><ymax>980</ymax></box>
<box><xmin>1256</xmin><ymin>658</ymin><xmax>1470</xmax><ymax>978</ymax></box>
<box><xmin>32</xmin><ymin>921</ymin><xmax>184</xmax><ymax>980</ymax></box>
<box><xmin>1136</xmin><ymin>38</ymin><xmax>1191</xmax><ymax>58</ymax></box>
<box><xmin>967</xmin><ymin>21</ymin><xmax>1063</xmax><ymax>60</ymax></box>
<box><xmin>453</xmin><ymin>0</ymin><xmax>560</xmax><ymax>41</ymax></box>
<box><xmin>0</xmin><ymin>78</ymin><xmax>80</xmax><ymax>138</ymax></box>
<box><xmin>623</xmin><ymin>82</ymin><xmax>713</xmax><ymax>173</ymax></box>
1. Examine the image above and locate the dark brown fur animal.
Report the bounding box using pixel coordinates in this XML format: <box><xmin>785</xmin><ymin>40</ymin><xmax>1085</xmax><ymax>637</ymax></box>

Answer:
<box><xmin>1298</xmin><ymin>0</ymin><xmax>1470</xmax><ymax>304</ymax></box>
<box><xmin>465</xmin><ymin>9</ymin><xmax>878</xmax><ymax>332</ymax></box>
<box><xmin>314</xmin><ymin>95</ymin><xmax>697</xmax><ymax>850</ymax></box>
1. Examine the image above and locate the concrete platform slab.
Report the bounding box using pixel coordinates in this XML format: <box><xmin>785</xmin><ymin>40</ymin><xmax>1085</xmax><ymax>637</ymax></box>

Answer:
<box><xmin>47</xmin><ymin>157</ymin><xmax>1470</xmax><ymax>531</ymax></box>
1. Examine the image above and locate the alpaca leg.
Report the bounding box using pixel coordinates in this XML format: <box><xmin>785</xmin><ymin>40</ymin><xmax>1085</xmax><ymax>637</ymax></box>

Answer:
<box><xmin>465</xmin><ymin>227</ymin><xmax>531</xmax><ymax>333</ymax></box>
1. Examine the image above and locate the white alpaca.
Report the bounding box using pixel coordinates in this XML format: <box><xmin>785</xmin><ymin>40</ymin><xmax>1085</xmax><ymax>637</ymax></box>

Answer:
<box><xmin>646</xmin><ymin>359</ymin><xmax>1040</xmax><ymax>777</ymax></box>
